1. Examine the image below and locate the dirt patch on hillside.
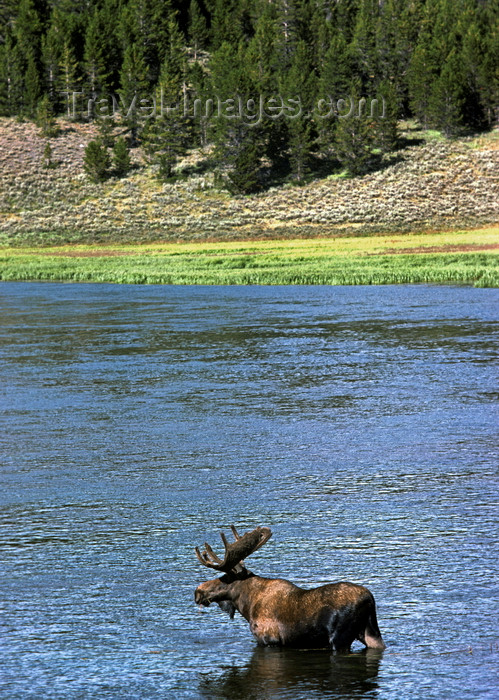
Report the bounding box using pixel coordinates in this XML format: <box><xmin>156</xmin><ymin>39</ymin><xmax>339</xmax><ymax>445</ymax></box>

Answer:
<box><xmin>41</xmin><ymin>249</ymin><xmax>135</xmax><ymax>257</ymax></box>
<box><xmin>372</xmin><ymin>243</ymin><xmax>499</xmax><ymax>255</ymax></box>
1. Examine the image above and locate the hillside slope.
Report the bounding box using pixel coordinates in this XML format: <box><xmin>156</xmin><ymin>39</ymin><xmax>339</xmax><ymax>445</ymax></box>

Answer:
<box><xmin>0</xmin><ymin>119</ymin><xmax>498</xmax><ymax>246</ymax></box>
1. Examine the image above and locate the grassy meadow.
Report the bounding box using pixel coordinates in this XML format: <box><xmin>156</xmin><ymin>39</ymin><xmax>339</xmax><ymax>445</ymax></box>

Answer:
<box><xmin>1</xmin><ymin>227</ymin><xmax>497</xmax><ymax>287</ymax></box>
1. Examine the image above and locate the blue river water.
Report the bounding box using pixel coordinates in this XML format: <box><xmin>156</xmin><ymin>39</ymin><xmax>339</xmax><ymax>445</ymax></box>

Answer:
<box><xmin>0</xmin><ymin>282</ymin><xmax>498</xmax><ymax>699</ymax></box>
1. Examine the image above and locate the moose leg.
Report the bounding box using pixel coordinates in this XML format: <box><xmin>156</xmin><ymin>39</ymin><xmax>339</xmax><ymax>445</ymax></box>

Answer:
<box><xmin>357</xmin><ymin>609</ymin><xmax>386</xmax><ymax>650</ymax></box>
<box><xmin>330</xmin><ymin>630</ymin><xmax>353</xmax><ymax>653</ymax></box>
<box><xmin>250</xmin><ymin>619</ymin><xmax>281</xmax><ymax>646</ymax></box>
<box><xmin>327</xmin><ymin>612</ymin><xmax>355</xmax><ymax>653</ymax></box>
<box><xmin>362</xmin><ymin>623</ymin><xmax>385</xmax><ymax>649</ymax></box>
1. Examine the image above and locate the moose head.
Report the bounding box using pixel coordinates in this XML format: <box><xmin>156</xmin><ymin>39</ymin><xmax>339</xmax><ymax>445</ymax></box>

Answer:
<box><xmin>194</xmin><ymin>525</ymin><xmax>271</xmax><ymax>618</ymax></box>
<box><xmin>194</xmin><ymin>525</ymin><xmax>386</xmax><ymax>652</ymax></box>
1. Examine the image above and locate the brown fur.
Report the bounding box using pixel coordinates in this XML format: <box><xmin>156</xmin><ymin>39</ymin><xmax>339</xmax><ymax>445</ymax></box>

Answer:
<box><xmin>195</xmin><ymin>570</ymin><xmax>385</xmax><ymax>651</ymax></box>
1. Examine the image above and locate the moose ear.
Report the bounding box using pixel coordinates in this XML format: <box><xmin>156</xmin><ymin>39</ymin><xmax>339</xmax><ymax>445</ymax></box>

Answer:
<box><xmin>217</xmin><ymin>601</ymin><xmax>236</xmax><ymax>619</ymax></box>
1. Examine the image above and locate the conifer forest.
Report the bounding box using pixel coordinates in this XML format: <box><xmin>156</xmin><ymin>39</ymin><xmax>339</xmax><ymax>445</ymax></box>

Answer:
<box><xmin>0</xmin><ymin>0</ymin><xmax>498</xmax><ymax>192</ymax></box>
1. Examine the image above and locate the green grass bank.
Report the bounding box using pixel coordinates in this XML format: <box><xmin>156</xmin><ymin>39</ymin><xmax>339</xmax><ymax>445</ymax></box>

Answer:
<box><xmin>1</xmin><ymin>228</ymin><xmax>497</xmax><ymax>287</ymax></box>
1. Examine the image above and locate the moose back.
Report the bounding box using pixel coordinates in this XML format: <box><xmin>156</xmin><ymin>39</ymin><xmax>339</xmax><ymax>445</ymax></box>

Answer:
<box><xmin>194</xmin><ymin>526</ymin><xmax>385</xmax><ymax>652</ymax></box>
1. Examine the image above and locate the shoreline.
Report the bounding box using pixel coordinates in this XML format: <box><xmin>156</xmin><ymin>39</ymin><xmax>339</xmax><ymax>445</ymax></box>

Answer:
<box><xmin>1</xmin><ymin>228</ymin><xmax>497</xmax><ymax>287</ymax></box>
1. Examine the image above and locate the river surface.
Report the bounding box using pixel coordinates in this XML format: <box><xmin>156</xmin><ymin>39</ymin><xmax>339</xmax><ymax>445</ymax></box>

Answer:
<box><xmin>0</xmin><ymin>282</ymin><xmax>498</xmax><ymax>699</ymax></box>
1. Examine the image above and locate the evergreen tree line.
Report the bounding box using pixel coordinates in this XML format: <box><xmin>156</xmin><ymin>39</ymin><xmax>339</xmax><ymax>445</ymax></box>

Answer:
<box><xmin>1</xmin><ymin>0</ymin><xmax>498</xmax><ymax>190</ymax></box>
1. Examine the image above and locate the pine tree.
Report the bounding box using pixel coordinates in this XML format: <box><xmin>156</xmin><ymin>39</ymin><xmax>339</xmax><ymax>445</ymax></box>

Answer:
<box><xmin>14</xmin><ymin>0</ymin><xmax>45</xmax><ymax>60</ymax></box>
<box><xmin>372</xmin><ymin>80</ymin><xmax>398</xmax><ymax>153</ymax></box>
<box><xmin>24</xmin><ymin>50</ymin><xmax>42</xmax><ymax>116</ymax></box>
<box><xmin>227</xmin><ymin>140</ymin><xmax>261</xmax><ymax>194</ymax></box>
<box><xmin>160</xmin><ymin>16</ymin><xmax>187</xmax><ymax>105</ymax></box>
<box><xmin>36</xmin><ymin>93</ymin><xmax>58</xmax><ymax>136</ymax></box>
<box><xmin>375</xmin><ymin>0</ymin><xmax>423</xmax><ymax>115</ymax></box>
<box><xmin>142</xmin><ymin>108</ymin><xmax>188</xmax><ymax>180</ymax></box>
<box><xmin>208</xmin><ymin>40</ymin><xmax>264</xmax><ymax>192</ymax></box>
<box><xmin>187</xmin><ymin>60</ymin><xmax>210</xmax><ymax>146</ymax></box>
<box><xmin>427</xmin><ymin>50</ymin><xmax>465</xmax><ymax>137</ymax></box>
<box><xmin>83</xmin><ymin>139</ymin><xmax>110</xmax><ymax>182</ymax></box>
<box><xmin>318</xmin><ymin>28</ymin><xmax>353</xmax><ymax>151</ymax></box>
<box><xmin>245</xmin><ymin>7</ymin><xmax>281</xmax><ymax>97</ymax></box>
<box><xmin>350</xmin><ymin>0</ymin><xmax>379</xmax><ymax>93</ymax></box>
<box><xmin>41</xmin><ymin>23</ymin><xmax>60</xmax><ymax>107</ymax></box>
<box><xmin>320</xmin><ymin>28</ymin><xmax>352</xmax><ymax>100</ymax></box>
<box><xmin>286</xmin><ymin>117</ymin><xmax>314</xmax><ymax>183</ymax></box>
<box><xmin>244</xmin><ymin>7</ymin><xmax>285</xmax><ymax>173</ymax></box>
<box><xmin>0</xmin><ymin>29</ymin><xmax>24</xmax><ymax>116</ymax></box>
<box><xmin>119</xmin><ymin>0</ymin><xmax>172</xmax><ymax>85</ymax></box>
<box><xmin>15</xmin><ymin>0</ymin><xmax>47</xmax><ymax>115</ymax></box>
<box><xmin>96</xmin><ymin>115</ymin><xmax>118</xmax><ymax>148</ymax></box>
<box><xmin>188</xmin><ymin>0</ymin><xmax>208</xmax><ymax>60</ymax></box>
<box><xmin>56</xmin><ymin>40</ymin><xmax>80</xmax><ymax>118</ymax></box>
<box><xmin>210</xmin><ymin>0</ymin><xmax>246</xmax><ymax>49</ymax></box>
<box><xmin>142</xmin><ymin>75</ymin><xmax>190</xmax><ymax>182</ymax></box>
<box><xmin>209</xmin><ymin>41</ymin><xmax>246</xmax><ymax>155</ymax></box>
<box><xmin>83</xmin><ymin>10</ymin><xmax>113</xmax><ymax>99</ymax></box>
<box><xmin>415</xmin><ymin>0</ymin><xmax>471</xmax><ymax>135</ymax></box>
<box><xmin>334</xmin><ymin>84</ymin><xmax>375</xmax><ymax>176</ymax></box>
<box><xmin>334</xmin><ymin>0</ymin><xmax>360</xmax><ymax>43</ymax></box>
<box><xmin>42</xmin><ymin>5</ymin><xmax>85</xmax><ymax>116</ymax></box>
<box><xmin>408</xmin><ymin>23</ymin><xmax>438</xmax><ymax>129</ymax></box>
<box><xmin>119</xmin><ymin>42</ymin><xmax>150</xmax><ymax>145</ymax></box>
<box><xmin>42</xmin><ymin>141</ymin><xmax>57</xmax><ymax>168</ymax></box>
<box><xmin>280</xmin><ymin>40</ymin><xmax>317</xmax><ymax>183</ymax></box>
<box><xmin>0</xmin><ymin>0</ymin><xmax>18</xmax><ymax>29</ymax></box>
<box><xmin>185</xmin><ymin>10</ymin><xmax>211</xmax><ymax>145</ymax></box>
<box><xmin>141</xmin><ymin>16</ymin><xmax>191</xmax><ymax>180</ymax></box>
<box><xmin>112</xmin><ymin>136</ymin><xmax>132</xmax><ymax>177</ymax></box>
<box><xmin>275</xmin><ymin>0</ymin><xmax>299</xmax><ymax>64</ymax></box>
<box><xmin>477</xmin><ymin>0</ymin><xmax>499</xmax><ymax>127</ymax></box>
<box><xmin>459</xmin><ymin>18</ymin><xmax>487</xmax><ymax>130</ymax></box>
<box><xmin>427</xmin><ymin>0</ymin><xmax>460</xmax><ymax>65</ymax></box>
<box><xmin>308</xmin><ymin>1</ymin><xmax>331</xmax><ymax>73</ymax></box>
<box><xmin>98</xmin><ymin>0</ymin><xmax>123</xmax><ymax>93</ymax></box>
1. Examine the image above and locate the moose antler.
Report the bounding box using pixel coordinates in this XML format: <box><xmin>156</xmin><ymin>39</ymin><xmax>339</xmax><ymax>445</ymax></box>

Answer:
<box><xmin>195</xmin><ymin>525</ymin><xmax>272</xmax><ymax>573</ymax></box>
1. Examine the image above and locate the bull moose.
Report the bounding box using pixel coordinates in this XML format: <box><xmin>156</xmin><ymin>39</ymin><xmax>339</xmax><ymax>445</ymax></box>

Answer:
<box><xmin>194</xmin><ymin>525</ymin><xmax>386</xmax><ymax>652</ymax></box>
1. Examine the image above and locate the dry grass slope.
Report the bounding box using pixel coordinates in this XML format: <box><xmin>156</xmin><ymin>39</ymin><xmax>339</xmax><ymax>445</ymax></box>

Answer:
<box><xmin>0</xmin><ymin>118</ymin><xmax>498</xmax><ymax>247</ymax></box>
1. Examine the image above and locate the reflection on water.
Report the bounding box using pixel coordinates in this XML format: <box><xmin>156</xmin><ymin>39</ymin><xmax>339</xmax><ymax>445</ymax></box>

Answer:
<box><xmin>0</xmin><ymin>282</ymin><xmax>498</xmax><ymax>700</ymax></box>
<box><xmin>198</xmin><ymin>648</ymin><xmax>382</xmax><ymax>700</ymax></box>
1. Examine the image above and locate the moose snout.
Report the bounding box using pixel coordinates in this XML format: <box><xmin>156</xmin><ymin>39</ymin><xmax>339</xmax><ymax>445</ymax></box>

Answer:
<box><xmin>194</xmin><ymin>588</ymin><xmax>210</xmax><ymax>606</ymax></box>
